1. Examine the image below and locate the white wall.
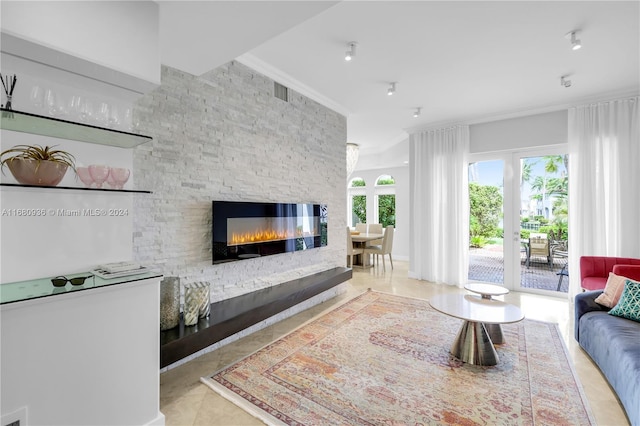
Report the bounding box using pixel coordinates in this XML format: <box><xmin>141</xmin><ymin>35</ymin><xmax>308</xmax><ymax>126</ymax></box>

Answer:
<box><xmin>470</xmin><ymin>110</ymin><xmax>567</xmax><ymax>153</ymax></box>
<box><xmin>0</xmin><ymin>54</ymin><xmax>139</xmax><ymax>283</ymax></box>
<box><xmin>1</xmin><ymin>1</ymin><xmax>160</xmax><ymax>92</ymax></box>
<box><xmin>0</xmin><ymin>0</ymin><xmax>163</xmax><ymax>282</ymax></box>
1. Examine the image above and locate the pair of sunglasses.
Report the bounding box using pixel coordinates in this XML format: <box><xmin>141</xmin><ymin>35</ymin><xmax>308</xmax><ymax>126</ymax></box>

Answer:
<box><xmin>51</xmin><ymin>275</ymin><xmax>94</xmax><ymax>287</ymax></box>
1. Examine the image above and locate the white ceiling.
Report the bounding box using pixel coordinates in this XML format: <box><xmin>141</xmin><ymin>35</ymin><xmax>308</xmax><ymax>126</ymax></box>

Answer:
<box><xmin>159</xmin><ymin>1</ymin><xmax>339</xmax><ymax>75</ymax></box>
<box><xmin>160</xmin><ymin>1</ymin><xmax>640</xmax><ymax>162</ymax></box>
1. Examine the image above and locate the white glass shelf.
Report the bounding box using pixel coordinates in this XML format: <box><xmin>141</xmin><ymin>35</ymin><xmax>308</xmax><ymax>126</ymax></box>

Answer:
<box><xmin>0</xmin><ymin>108</ymin><xmax>152</xmax><ymax>148</ymax></box>
<box><xmin>0</xmin><ymin>182</ymin><xmax>152</xmax><ymax>194</ymax></box>
<box><xmin>0</xmin><ymin>271</ymin><xmax>163</xmax><ymax>305</ymax></box>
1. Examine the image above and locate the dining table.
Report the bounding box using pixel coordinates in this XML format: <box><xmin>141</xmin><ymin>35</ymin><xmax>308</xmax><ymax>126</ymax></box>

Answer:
<box><xmin>350</xmin><ymin>232</ymin><xmax>384</xmax><ymax>267</ymax></box>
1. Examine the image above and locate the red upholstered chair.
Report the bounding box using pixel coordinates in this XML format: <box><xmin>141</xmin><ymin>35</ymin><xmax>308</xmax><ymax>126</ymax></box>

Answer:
<box><xmin>579</xmin><ymin>256</ymin><xmax>640</xmax><ymax>290</ymax></box>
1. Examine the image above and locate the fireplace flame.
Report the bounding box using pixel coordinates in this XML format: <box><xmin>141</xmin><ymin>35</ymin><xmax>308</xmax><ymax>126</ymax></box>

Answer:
<box><xmin>229</xmin><ymin>227</ymin><xmax>318</xmax><ymax>246</ymax></box>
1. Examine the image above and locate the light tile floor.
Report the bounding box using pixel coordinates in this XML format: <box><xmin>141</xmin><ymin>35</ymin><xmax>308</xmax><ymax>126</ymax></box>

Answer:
<box><xmin>160</xmin><ymin>261</ymin><xmax>630</xmax><ymax>426</ymax></box>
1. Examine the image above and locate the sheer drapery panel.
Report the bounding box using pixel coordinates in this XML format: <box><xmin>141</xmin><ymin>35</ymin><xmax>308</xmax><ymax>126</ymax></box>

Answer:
<box><xmin>568</xmin><ymin>96</ymin><xmax>640</xmax><ymax>297</ymax></box>
<box><xmin>409</xmin><ymin>125</ymin><xmax>469</xmax><ymax>287</ymax></box>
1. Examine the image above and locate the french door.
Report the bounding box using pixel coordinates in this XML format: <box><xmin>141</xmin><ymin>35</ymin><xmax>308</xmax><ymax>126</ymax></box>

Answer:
<box><xmin>468</xmin><ymin>146</ymin><xmax>569</xmax><ymax>295</ymax></box>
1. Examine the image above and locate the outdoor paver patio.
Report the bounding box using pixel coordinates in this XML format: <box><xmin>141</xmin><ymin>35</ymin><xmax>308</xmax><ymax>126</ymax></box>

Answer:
<box><xmin>469</xmin><ymin>246</ymin><xmax>569</xmax><ymax>293</ymax></box>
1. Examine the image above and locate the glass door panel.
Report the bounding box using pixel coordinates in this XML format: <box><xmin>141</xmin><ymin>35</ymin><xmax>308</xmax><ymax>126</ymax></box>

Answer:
<box><xmin>515</xmin><ymin>150</ymin><xmax>569</xmax><ymax>294</ymax></box>
<box><xmin>468</xmin><ymin>159</ymin><xmax>505</xmax><ymax>285</ymax></box>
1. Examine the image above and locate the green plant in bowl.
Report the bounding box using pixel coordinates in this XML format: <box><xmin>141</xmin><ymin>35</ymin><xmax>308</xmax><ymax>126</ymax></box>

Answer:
<box><xmin>0</xmin><ymin>144</ymin><xmax>76</xmax><ymax>186</ymax></box>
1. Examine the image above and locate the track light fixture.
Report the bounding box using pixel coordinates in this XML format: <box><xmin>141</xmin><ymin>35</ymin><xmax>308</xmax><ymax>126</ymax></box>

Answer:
<box><xmin>413</xmin><ymin>107</ymin><xmax>421</xmax><ymax>118</ymax></box>
<box><xmin>565</xmin><ymin>31</ymin><xmax>581</xmax><ymax>50</ymax></box>
<box><xmin>387</xmin><ymin>82</ymin><xmax>396</xmax><ymax>96</ymax></box>
<box><xmin>561</xmin><ymin>76</ymin><xmax>572</xmax><ymax>88</ymax></box>
<box><xmin>345</xmin><ymin>42</ymin><xmax>358</xmax><ymax>61</ymax></box>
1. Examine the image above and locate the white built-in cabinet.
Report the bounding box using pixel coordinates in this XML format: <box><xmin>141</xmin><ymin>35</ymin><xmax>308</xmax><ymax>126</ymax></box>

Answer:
<box><xmin>0</xmin><ymin>84</ymin><xmax>164</xmax><ymax>426</ymax></box>
<box><xmin>0</xmin><ymin>274</ymin><xmax>165</xmax><ymax>426</ymax></box>
<box><xmin>1</xmin><ymin>5</ymin><xmax>164</xmax><ymax>422</ymax></box>
<box><xmin>0</xmin><ymin>114</ymin><xmax>164</xmax><ymax>425</ymax></box>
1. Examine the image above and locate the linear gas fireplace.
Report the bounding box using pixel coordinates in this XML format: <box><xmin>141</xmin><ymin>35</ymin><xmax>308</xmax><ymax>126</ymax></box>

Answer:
<box><xmin>212</xmin><ymin>201</ymin><xmax>327</xmax><ymax>264</ymax></box>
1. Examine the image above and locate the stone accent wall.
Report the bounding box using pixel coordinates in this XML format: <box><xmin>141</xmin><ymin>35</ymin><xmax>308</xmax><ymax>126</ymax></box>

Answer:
<box><xmin>132</xmin><ymin>62</ymin><xmax>347</xmax><ymax>303</ymax></box>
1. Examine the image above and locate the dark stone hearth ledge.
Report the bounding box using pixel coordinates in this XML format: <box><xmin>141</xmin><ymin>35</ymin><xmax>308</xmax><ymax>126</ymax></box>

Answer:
<box><xmin>160</xmin><ymin>267</ymin><xmax>352</xmax><ymax>368</ymax></box>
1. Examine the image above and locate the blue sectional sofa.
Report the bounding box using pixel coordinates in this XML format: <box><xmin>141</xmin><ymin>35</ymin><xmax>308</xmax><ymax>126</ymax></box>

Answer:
<box><xmin>575</xmin><ymin>290</ymin><xmax>640</xmax><ymax>425</ymax></box>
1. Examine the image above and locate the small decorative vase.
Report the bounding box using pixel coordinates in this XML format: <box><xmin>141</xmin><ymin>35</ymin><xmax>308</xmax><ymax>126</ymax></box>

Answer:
<box><xmin>183</xmin><ymin>283</ymin><xmax>200</xmax><ymax>326</ymax></box>
<box><xmin>198</xmin><ymin>282</ymin><xmax>211</xmax><ymax>319</ymax></box>
<box><xmin>159</xmin><ymin>277</ymin><xmax>180</xmax><ymax>331</ymax></box>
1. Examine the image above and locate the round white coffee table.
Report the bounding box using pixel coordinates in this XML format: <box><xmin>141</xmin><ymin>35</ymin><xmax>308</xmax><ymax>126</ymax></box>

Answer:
<box><xmin>464</xmin><ymin>283</ymin><xmax>509</xmax><ymax>343</ymax></box>
<box><xmin>429</xmin><ymin>294</ymin><xmax>524</xmax><ymax>366</ymax></box>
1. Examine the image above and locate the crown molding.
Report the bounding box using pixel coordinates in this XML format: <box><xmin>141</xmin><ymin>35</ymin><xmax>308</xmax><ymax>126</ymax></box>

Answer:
<box><xmin>236</xmin><ymin>53</ymin><xmax>350</xmax><ymax>117</ymax></box>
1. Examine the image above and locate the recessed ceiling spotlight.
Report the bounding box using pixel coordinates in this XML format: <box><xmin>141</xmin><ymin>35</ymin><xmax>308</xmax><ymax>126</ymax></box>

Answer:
<box><xmin>387</xmin><ymin>82</ymin><xmax>396</xmax><ymax>96</ymax></box>
<box><xmin>561</xmin><ymin>75</ymin><xmax>572</xmax><ymax>88</ymax></box>
<box><xmin>413</xmin><ymin>107</ymin><xmax>421</xmax><ymax>118</ymax></box>
<box><xmin>345</xmin><ymin>42</ymin><xmax>358</xmax><ymax>61</ymax></box>
<box><xmin>565</xmin><ymin>30</ymin><xmax>581</xmax><ymax>50</ymax></box>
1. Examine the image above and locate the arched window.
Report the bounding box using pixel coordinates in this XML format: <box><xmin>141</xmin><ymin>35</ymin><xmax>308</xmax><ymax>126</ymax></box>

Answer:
<box><xmin>375</xmin><ymin>175</ymin><xmax>396</xmax><ymax>227</ymax></box>
<box><xmin>376</xmin><ymin>175</ymin><xmax>395</xmax><ymax>186</ymax></box>
<box><xmin>349</xmin><ymin>177</ymin><xmax>366</xmax><ymax>188</ymax></box>
<box><xmin>348</xmin><ymin>177</ymin><xmax>366</xmax><ymax>227</ymax></box>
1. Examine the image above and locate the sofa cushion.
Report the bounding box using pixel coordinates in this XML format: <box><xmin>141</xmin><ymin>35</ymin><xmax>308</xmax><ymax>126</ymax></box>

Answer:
<box><xmin>612</xmin><ymin>264</ymin><xmax>640</xmax><ymax>281</ymax></box>
<box><xmin>579</xmin><ymin>311</ymin><xmax>640</xmax><ymax>425</ymax></box>
<box><xmin>595</xmin><ymin>273</ymin><xmax>635</xmax><ymax>308</ymax></box>
<box><xmin>609</xmin><ymin>280</ymin><xmax>640</xmax><ymax>322</ymax></box>
<box><xmin>574</xmin><ymin>290</ymin><xmax>607</xmax><ymax>341</ymax></box>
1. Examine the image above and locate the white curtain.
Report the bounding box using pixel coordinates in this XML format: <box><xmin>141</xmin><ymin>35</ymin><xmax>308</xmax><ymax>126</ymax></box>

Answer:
<box><xmin>567</xmin><ymin>96</ymin><xmax>640</xmax><ymax>297</ymax></box>
<box><xmin>409</xmin><ymin>125</ymin><xmax>469</xmax><ymax>286</ymax></box>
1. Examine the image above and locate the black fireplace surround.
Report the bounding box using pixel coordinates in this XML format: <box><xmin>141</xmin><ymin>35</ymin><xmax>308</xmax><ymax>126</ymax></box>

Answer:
<box><xmin>212</xmin><ymin>201</ymin><xmax>327</xmax><ymax>264</ymax></box>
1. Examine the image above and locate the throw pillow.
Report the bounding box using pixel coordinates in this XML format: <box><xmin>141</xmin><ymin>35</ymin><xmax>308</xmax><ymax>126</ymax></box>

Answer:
<box><xmin>609</xmin><ymin>280</ymin><xmax>640</xmax><ymax>322</ymax></box>
<box><xmin>595</xmin><ymin>273</ymin><xmax>631</xmax><ymax>308</ymax></box>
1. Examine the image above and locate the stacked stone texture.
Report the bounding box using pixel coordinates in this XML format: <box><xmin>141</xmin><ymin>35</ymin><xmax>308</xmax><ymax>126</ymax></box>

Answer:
<box><xmin>133</xmin><ymin>61</ymin><xmax>347</xmax><ymax>306</ymax></box>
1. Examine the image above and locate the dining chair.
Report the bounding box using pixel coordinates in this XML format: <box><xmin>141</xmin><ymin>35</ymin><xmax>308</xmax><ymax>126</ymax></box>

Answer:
<box><xmin>367</xmin><ymin>223</ymin><xmax>383</xmax><ymax>245</ymax></box>
<box><xmin>528</xmin><ymin>233</ymin><xmax>551</xmax><ymax>270</ymax></box>
<box><xmin>347</xmin><ymin>226</ymin><xmax>364</xmax><ymax>268</ymax></box>
<box><xmin>364</xmin><ymin>225</ymin><xmax>394</xmax><ymax>271</ymax></box>
<box><xmin>354</xmin><ymin>223</ymin><xmax>382</xmax><ymax>233</ymax></box>
<box><xmin>355</xmin><ymin>223</ymin><xmax>367</xmax><ymax>233</ymax></box>
<box><xmin>354</xmin><ymin>223</ymin><xmax>383</xmax><ymax>246</ymax></box>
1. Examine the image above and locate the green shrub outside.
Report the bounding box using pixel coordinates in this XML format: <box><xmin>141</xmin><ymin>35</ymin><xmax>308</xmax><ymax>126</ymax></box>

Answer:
<box><xmin>469</xmin><ymin>182</ymin><xmax>502</xmax><ymax>241</ymax></box>
<box><xmin>470</xmin><ymin>235</ymin><xmax>488</xmax><ymax>248</ymax></box>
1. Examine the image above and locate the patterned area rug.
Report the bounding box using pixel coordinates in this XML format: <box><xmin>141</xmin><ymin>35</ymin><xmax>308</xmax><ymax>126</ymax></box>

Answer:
<box><xmin>201</xmin><ymin>290</ymin><xmax>595</xmax><ymax>425</ymax></box>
